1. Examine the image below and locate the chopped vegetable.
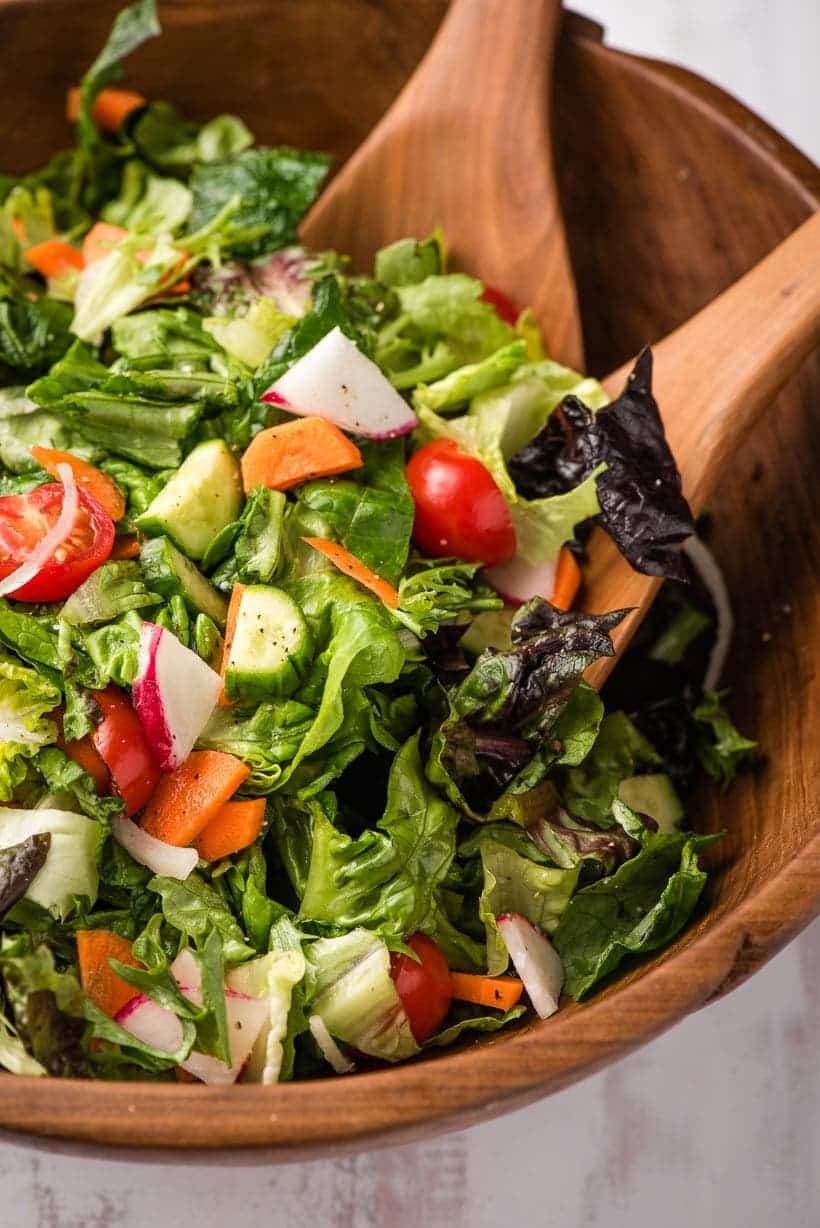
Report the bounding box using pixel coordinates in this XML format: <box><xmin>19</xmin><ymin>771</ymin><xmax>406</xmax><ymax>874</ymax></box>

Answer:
<box><xmin>194</xmin><ymin>798</ymin><xmax>266</xmax><ymax>862</ymax></box>
<box><xmin>140</xmin><ymin>749</ymin><xmax>250</xmax><ymax>846</ymax></box>
<box><xmin>240</xmin><ymin>417</ymin><xmax>362</xmax><ymax>493</ymax></box>
<box><xmin>76</xmin><ymin>930</ymin><xmax>142</xmax><ymax>1019</ymax></box>
<box><xmin>30</xmin><ymin>446</ymin><xmax>126</xmax><ymax>521</ymax></box>
<box><xmin>449</xmin><ymin>971</ymin><xmax>524</xmax><ymax>1012</ymax></box>
<box><xmin>302</xmin><ymin>538</ymin><xmax>399</xmax><ymax>609</ymax></box>
<box><xmin>24</xmin><ymin>240</ymin><xmax>84</xmax><ymax>279</ymax></box>
<box><xmin>66</xmin><ymin>85</ymin><xmax>146</xmax><ymax>131</ymax></box>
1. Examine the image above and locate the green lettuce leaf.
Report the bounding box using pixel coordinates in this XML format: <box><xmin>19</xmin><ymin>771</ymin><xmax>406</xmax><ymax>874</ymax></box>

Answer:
<box><xmin>412</xmin><ymin>340</ymin><xmax>528</xmax><ymax>413</ymax></box>
<box><xmin>34</xmin><ymin>747</ymin><xmax>124</xmax><ymax>825</ymax></box>
<box><xmin>693</xmin><ymin>690</ymin><xmax>758</xmax><ymax>787</ymax></box>
<box><xmin>0</xmin><ymin>272</ymin><xmax>73</xmax><ymax>377</ymax></box>
<box><xmin>102</xmin><ymin>160</ymin><xmax>192</xmax><ymax>233</ymax></box>
<box><xmin>426</xmin><ymin>1003</ymin><xmax>526</xmax><ymax>1048</ymax></box>
<box><xmin>210</xmin><ymin>487</ymin><xmax>286</xmax><ymax>590</ymax></box>
<box><xmin>0</xmin><ymin>657</ymin><xmax>60</xmax><ymax>802</ymax></box>
<box><xmin>0</xmin><ymin>938</ymin><xmax>87</xmax><ymax>1076</ymax></box>
<box><xmin>374</xmin><ymin>234</ymin><xmax>443</xmax><ymax>287</ymax></box>
<box><xmin>560</xmin><ymin>711</ymin><xmax>660</xmax><ymax>826</ymax></box>
<box><xmin>189</xmin><ymin>147</ymin><xmax>330</xmax><ymax>260</ymax></box>
<box><xmin>0</xmin><ymin>808</ymin><xmax>102</xmax><ymax>918</ymax></box>
<box><xmin>396</xmin><ymin>559</ymin><xmax>502</xmax><ymax>638</ymax></box>
<box><xmin>198</xmin><ymin>701</ymin><xmax>315</xmax><ymax>794</ymax></box>
<box><xmin>75</xmin><ymin>0</ymin><xmax>160</xmax><ymax>151</ymax></box>
<box><xmin>226</xmin><ymin>948</ymin><xmax>306</xmax><ymax>1084</ymax></box>
<box><xmin>554</xmin><ymin>829</ymin><xmax>717</xmax><ymax>999</ymax></box>
<box><xmin>296</xmin><ymin>734</ymin><xmax>459</xmax><ymax>938</ymax></box>
<box><xmin>60</xmin><ymin>560</ymin><xmax>161</xmax><ymax>626</ymax></box>
<box><xmin>148</xmin><ymin>872</ymin><xmax>254</xmax><ymax>964</ymax></box>
<box><xmin>204</xmin><ymin>297</ymin><xmax>294</xmax><ymax>369</ymax></box>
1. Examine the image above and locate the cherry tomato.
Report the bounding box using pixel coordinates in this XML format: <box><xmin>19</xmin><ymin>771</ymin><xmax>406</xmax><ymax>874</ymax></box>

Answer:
<box><xmin>89</xmin><ymin>687</ymin><xmax>161</xmax><ymax>817</ymax></box>
<box><xmin>0</xmin><ymin>483</ymin><xmax>114</xmax><ymax>602</ymax></box>
<box><xmin>390</xmin><ymin>933</ymin><xmax>452</xmax><ymax>1043</ymax></box>
<box><xmin>480</xmin><ymin>284</ymin><xmax>519</xmax><ymax>325</ymax></box>
<box><xmin>406</xmin><ymin>440</ymin><xmax>516</xmax><ymax>566</ymax></box>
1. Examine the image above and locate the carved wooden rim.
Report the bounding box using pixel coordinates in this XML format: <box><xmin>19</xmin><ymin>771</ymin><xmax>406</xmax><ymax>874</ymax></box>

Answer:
<box><xmin>0</xmin><ymin>22</ymin><xmax>817</xmax><ymax>1156</ymax></box>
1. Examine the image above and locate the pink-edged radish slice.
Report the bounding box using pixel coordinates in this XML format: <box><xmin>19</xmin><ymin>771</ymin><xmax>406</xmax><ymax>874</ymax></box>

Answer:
<box><xmin>260</xmin><ymin>326</ymin><xmax>418</xmax><ymax>440</ymax></box>
<box><xmin>179</xmin><ymin>991</ymin><xmax>269</xmax><ymax>1086</ymax></box>
<box><xmin>115</xmin><ymin>993</ymin><xmax>185</xmax><ymax>1053</ymax></box>
<box><xmin>308</xmin><ymin>1014</ymin><xmax>355</xmax><ymax>1075</ymax></box>
<box><xmin>484</xmin><ymin>553</ymin><xmax>557</xmax><ymax>607</ymax></box>
<box><xmin>112</xmin><ymin>815</ymin><xmax>198</xmax><ymax>881</ymax></box>
<box><xmin>496</xmin><ymin>912</ymin><xmax>564</xmax><ymax>1020</ymax></box>
<box><xmin>132</xmin><ymin>622</ymin><xmax>222</xmax><ymax>772</ymax></box>
<box><xmin>170</xmin><ymin>947</ymin><xmax>202</xmax><ymax>998</ymax></box>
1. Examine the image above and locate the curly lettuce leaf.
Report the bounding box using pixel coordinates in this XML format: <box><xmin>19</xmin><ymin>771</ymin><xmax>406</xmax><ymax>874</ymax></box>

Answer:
<box><xmin>102</xmin><ymin>160</ymin><xmax>192</xmax><ymax>234</ymax></box>
<box><xmin>559</xmin><ymin>711</ymin><xmax>661</xmax><ymax>827</ymax></box>
<box><xmin>0</xmin><ymin>657</ymin><xmax>60</xmax><ymax>803</ymax></box>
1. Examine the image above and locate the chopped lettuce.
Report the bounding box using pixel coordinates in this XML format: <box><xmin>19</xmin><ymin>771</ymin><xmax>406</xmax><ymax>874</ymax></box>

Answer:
<box><xmin>0</xmin><ymin>809</ymin><xmax>101</xmax><ymax>919</ymax></box>
<box><xmin>0</xmin><ymin>658</ymin><xmax>60</xmax><ymax>803</ymax></box>
<box><xmin>227</xmin><ymin>950</ymin><xmax>305</xmax><ymax>1084</ymax></box>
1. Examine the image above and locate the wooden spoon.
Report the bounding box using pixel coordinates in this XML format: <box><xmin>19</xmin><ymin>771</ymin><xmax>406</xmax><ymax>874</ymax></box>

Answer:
<box><xmin>301</xmin><ymin>0</ymin><xmax>585</xmax><ymax>370</ymax></box>
<box><xmin>584</xmin><ymin>209</ymin><xmax>820</xmax><ymax>689</ymax></box>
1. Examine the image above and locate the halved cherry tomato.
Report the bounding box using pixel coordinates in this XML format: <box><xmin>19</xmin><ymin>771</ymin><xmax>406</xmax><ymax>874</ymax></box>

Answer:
<box><xmin>0</xmin><ymin>483</ymin><xmax>114</xmax><ymax>602</ymax></box>
<box><xmin>390</xmin><ymin>933</ymin><xmax>452</xmax><ymax>1043</ymax></box>
<box><xmin>406</xmin><ymin>439</ymin><xmax>516</xmax><ymax>566</ymax></box>
<box><xmin>89</xmin><ymin>687</ymin><xmax>161</xmax><ymax>818</ymax></box>
<box><xmin>481</xmin><ymin>284</ymin><xmax>519</xmax><ymax>325</ymax></box>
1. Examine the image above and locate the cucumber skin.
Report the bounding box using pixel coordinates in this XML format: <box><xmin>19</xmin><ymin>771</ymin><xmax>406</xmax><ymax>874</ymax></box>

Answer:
<box><xmin>224</xmin><ymin>585</ymin><xmax>312</xmax><ymax>703</ymax></box>
<box><xmin>136</xmin><ymin>440</ymin><xmax>243</xmax><ymax>560</ymax></box>
<box><xmin>140</xmin><ymin>536</ymin><xmax>228</xmax><ymax>629</ymax></box>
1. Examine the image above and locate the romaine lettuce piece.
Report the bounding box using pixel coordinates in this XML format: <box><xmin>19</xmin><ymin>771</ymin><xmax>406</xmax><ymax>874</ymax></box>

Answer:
<box><xmin>0</xmin><ymin>658</ymin><xmax>60</xmax><ymax>803</ymax></box>
<box><xmin>204</xmin><ymin>297</ymin><xmax>294</xmax><ymax>368</ymax></box>
<box><xmin>307</xmin><ymin>928</ymin><xmax>419</xmax><ymax>1062</ymax></box>
<box><xmin>226</xmin><ymin>950</ymin><xmax>306</xmax><ymax>1084</ymax></box>
<box><xmin>0</xmin><ymin>809</ymin><xmax>102</xmax><ymax>918</ymax></box>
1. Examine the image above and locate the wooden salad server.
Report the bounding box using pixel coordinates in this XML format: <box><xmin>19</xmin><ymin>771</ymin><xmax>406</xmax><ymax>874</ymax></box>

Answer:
<box><xmin>301</xmin><ymin>0</ymin><xmax>585</xmax><ymax>370</ymax></box>
<box><xmin>584</xmin><ymin>209</ymin><xmax>820</xmax><ymax>688</ymax></box>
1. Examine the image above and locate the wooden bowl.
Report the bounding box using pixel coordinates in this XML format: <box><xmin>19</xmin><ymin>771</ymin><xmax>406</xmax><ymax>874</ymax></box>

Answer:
<box><xmin>0</xmin><ymin>0</ymin><xmax>817</xmax><ymax>1157</ymax></box>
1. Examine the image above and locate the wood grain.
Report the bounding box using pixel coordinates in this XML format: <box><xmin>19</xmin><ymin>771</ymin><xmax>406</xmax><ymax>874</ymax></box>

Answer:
<box><xmin>301</xmin><ymin>0</ymin><xmax>585</xmax><ymax>370</ymax></box>
<box><xmin>584</xmin><ymin>210</ymin><xmax>820</xmax><ymax>687</ymax></box>
<box><xmin>0</xmin><ymin>2</ymin><xmax>817</xmax><ymax>1155</ymax></box>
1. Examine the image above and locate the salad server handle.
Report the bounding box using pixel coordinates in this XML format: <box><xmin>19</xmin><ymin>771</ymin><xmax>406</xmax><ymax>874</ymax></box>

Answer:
<box><xmin>302</xmin><ymin>0</ymin><xmax>585</xmax><ymax>369</ymax></box>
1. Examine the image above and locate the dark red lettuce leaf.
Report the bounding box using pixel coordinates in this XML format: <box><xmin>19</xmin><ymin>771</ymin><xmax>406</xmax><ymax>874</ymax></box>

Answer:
<box><xmin>0</xmin><ymin>834</ymin><xmax>50</xmax><ymax>919</ymax></box>
<box><xmin>509</xmin><ymin>349</ymin><xmax>695</xmax><ymax>581</ymax></box>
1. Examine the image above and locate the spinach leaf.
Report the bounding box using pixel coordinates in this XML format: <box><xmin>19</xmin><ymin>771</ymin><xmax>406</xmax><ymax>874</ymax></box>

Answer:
<box><xmin>554</xmin><ymin>828</ymin><xmax>717</xmax><ymax>999</ymax></box>
<box><xmin>189</xmin><ymin>148</ymin><xmax>330</xmax><ymax>259</ymax></box>
<box><xmin>0</xmin><ymin>273</ymin><xmax>72</xmax><ymax>377</ymax></box>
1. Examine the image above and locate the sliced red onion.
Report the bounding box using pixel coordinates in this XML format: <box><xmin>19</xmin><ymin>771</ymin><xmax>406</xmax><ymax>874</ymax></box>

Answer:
<box><xmin>0</xmin><ymin>463</ymin><xmax>78</xmax><ymax>597</ymax></box>
<box><xmin>112</xmin><ymin>815</ymin><xmax>198</xmax><ymax>881</ymax></box>
<box><xmin>682</xmin><ymin>535</ymin><xmax>734</xmax><ymax>692</ymax></box>
<box><xmin>308</xmin><ymin>1014</ymin><xmax>355</xmax><ymax>1074</ymax></box>
<box><xmin>497</xmin><ymin>912</ymin><xmax>564</xmax><ymax>1020</ymax></box>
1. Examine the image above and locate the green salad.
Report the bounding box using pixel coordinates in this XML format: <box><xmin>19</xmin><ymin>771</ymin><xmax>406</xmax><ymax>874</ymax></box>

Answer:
<box><xmin>0</xmin><ymin>1</ymin><xmax>756</xmax><ymax>1083</ymax></box>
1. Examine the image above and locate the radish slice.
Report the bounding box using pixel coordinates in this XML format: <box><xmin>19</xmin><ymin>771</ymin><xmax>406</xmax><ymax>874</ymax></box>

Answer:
<box><xmin>115</xmin><ymin>993</ymin><xmax>185</xmax><ymax>1052</ymax></box>
<box><xmin>0</xmin><ymin>463</ymin><xmax>79</xmax><ymax>597</ymax></box>
<box><xmin>132</xmin><ymin>622</ymin><xmax>222</xmax><ymax>771</ymax></box>
<box><xmin>179</xmin><ymin>991</ymin><xmax>269</xmax><ymax>1086</ymax></box>
<box><xmin>261</xmin><ymin>326</ymin><xmax>418</xmax><ymax>440</ymax></box>
<box><xmin>484</xmin><ymin>553</ymin><xmax>558</xmax><ymax>606</ymax></box>
<box><xmin>170</xmin><ymin>948</ymin><xmax>202</xmax><ymax>996</ymax></box>
<box><xmin>682</xmin><ymin>535</ymin><xmax>733</xmax><ymax>692</ymax></box>
<box><xmin>497</xmin><ymin>912</ymin><xmax>564</xmax><ymax>1019</ymax></box>
<box><xmin>112</xmin><ymin>815</ymin><xmax>198</xmax><ymax>881</ymax></box>
<box><xmin>308</xmin><ymin>1014</ymin><xmax>355</xmax><ymax>1075</ymax></box>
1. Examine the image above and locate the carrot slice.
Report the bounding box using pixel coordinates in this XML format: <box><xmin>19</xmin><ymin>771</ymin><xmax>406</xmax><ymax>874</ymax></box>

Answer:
<box><xmin>31</xmin><ymin>446</ymin><xmax>126</xmax><ymax>522</ymax></box>
<box><xmin>83</xmin><ymin>221</ymin><xmax>129</xmax><ymax>265</ymax></box>
<box><xmin>66</xmin><ymin>86</ymin><xmax>146</xmax><ymax>131</ymax></box>
<box><xmin>77</xmin><ymin>930</ymin><xmax>142</xmax><ymax>1019</ymax></box>
<box><xmin>140</xmin><ymin>750</ymin><xmax>250</xmax><ymax>847</ymax></box>
<box><xmin>194</xmin><ymin>798</ymin><xmax>266</xmax><ymax>862</ymax></box>
<box><xmin>303</xmin><ymin>537</ymin><xmax>399</xmax><ymax>609</ymax></box>
<box><xmin>24</xmin><ymin>239</ymin><xmax>84</xmax><ymax>279</ymax></box>
<box><xmin>217</xmin><ymin>583</ymin><xmax>245</xmax><ymax>707</ymax></box>
<box><xmin>110</xmin><ymin>535</ymin><xmax>141</xmax><ymax>560</ymax></box>
<box><xmin>240</xmin><ymin>417</ymin><xmax>362</xmax><ymax>494</ymax></box>
<box><xmin>549</xmin><ymin>547</ymin><xmax>582</xmax><ymax>612</ymax></box>
<box><xmin>58</xmin><ymin>732</ymin><xmax>111</xmax><ymax>795</ymax></box>
<box><xmin>450</xmin><ymin>972</ymin><xmax>524</xmax><ymax>1012</ymax></box>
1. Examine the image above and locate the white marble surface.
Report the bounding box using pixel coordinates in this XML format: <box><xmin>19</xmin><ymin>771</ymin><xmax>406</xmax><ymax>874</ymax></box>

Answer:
<box><xmin>1</xmin><ymin>3</ymin><xmax>818</xmax><ymax>1224</ymax></box>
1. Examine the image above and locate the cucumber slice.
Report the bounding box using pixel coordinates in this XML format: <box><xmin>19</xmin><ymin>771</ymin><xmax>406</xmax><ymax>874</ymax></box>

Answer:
<box><xmin>140</xmin><ymin>536</ymin><xmax>228</xmax><ymax>629</ymax></box>
<box><xmin>224</xmin><ymin>585</ymin><xmax>312</xmax><ymax>702</ymax></box>
<box><xmin>618</xmin><ymin>773</ymin><xmax>684</xmax><ymax>834</ymax></box>
<box><xmin>137</xmin><ymin>439</ymin><xmax>243</xmax><ymax>560</ymax></box>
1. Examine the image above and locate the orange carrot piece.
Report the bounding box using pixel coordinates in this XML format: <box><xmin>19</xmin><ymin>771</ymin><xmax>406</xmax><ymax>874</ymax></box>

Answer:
<box><xmin>240</xmin><ymin>417</ymin><xmax>362</xmax><ymax>494</ymax></box>
<box><xmin>194</xmin><ymin>798</ymin><xmax>266</xmax><ymax>862</ymax></box>
<box><xmin>218</xmin><ymin>583</ymin><xmax>245</xmax><ymax>707</ymax></box>
<box><xmin>549</xmin><ymin>547</ymin><xmax>582</xmax><ymax>612</ymax></box>
<box><xmin>140</xmin><ymin>750</ymin><xmax>250</xmax><ymax>847</ymax></box>
<box><xmin>450</xmin><ymin>972</ymin><xmax>524</xmax><ymax>1012</ymax></box>
<box><xmin>83</xmin><ymin>222</ymin><xmax>129</xmax><ymax>265</ymax></box>
<box><xmin>110</xmin><ymin>535</ymin><xmax>141</xmax><ymax>560</ymax></box>
<box><xmin>55</xmin><ymin>709</ymin><xmax>111</xmax><ymax>795</ymax></box>
<box><xmin>31</xmin><ymin>445</ymin><xmax>126</xmax><ymax>521</ymax></box>
<box><xmin>77</xmin><ymin>930</ymin><xmax>142</xmax><ymax>1019</ymax></box>
<box><xmin>66</xmin><ymin>86</ymin><xmax>145</xmax><ymax>131</ymax></box>
<box><xmin>303</xmin><ymin>538</ymin><xmax>399</xmax><ymax>609</ymax></box>
<box><xmin>24</xmin><ymin>239</ymin><xmax>84</xmax><ymax>279</ymax></box>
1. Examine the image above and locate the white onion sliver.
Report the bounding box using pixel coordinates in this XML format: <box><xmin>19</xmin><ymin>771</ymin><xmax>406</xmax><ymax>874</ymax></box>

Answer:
<box><xmin>682</xmin><ymin>536</ymin><xmax>734</xmax><ymax>692</ymax></box>
<box><xmin>112</xmin><ymin>815</ymin><xmax>198</xmax><ymax>881</ymax></box>
<box><xmin>0</xmin><ymin>462</ymin><xmax>79</xmax><ymax>597</ymax></box>
<box><xmin>308</xmin><ymin>1014</ymin><xmax>356</xmax><ymax>1075</ymax></box>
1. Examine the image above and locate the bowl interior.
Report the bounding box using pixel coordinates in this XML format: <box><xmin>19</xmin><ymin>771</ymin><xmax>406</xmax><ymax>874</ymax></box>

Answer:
<box><xmin>0</xmin><ymin>0</ymin><xmax>817</xmax><ymax>1153</ymax></box>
